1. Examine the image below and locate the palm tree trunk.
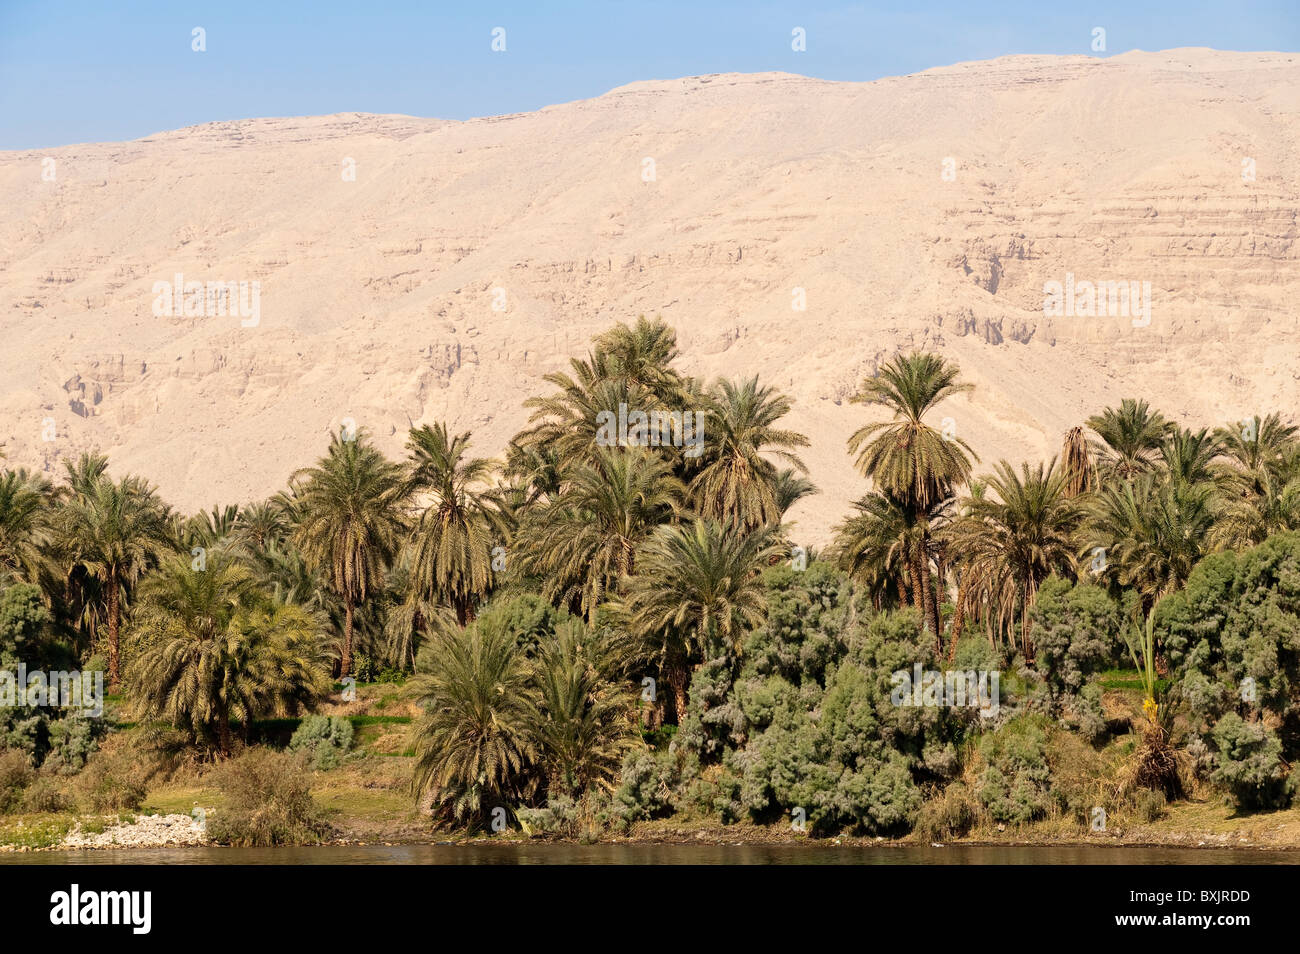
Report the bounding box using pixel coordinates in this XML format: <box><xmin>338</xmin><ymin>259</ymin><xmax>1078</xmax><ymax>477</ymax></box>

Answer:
<box><xmin>908</xmin><ymin>547</ymin><xmax>925</xmax><ymax>617</ymax></box>
<box><xmin>918</xmin><ymin>532</ymin><xmax>939</xmax><ymax>645</ymax></box>
<box><xmin>106</xmin><ymin>576</ymin><xmax>121</xmax><ymax>690</ymax></box>
<box><xmin>342</xmin><ymin>594</ymin><xmax>355</xmax><ymax>677</ymax></box>
<box><xmin>948</xmin><ymin>575</ymin><xmax>969</xmax><ymax>662</ymax></box>
<box><xmin>665</xmin><ymin>661</ymin><xmax>689</xmax><ymax>727</ymax></box>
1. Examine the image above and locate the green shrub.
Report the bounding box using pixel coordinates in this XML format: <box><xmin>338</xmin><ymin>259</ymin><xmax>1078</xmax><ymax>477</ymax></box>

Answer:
<box><xmin>288</xmin><ymin>715</ymin><xmax>354</xmax><ymax>770</ymax></box>
<box><xmin>1029</xmin><ymin>577</ymin><xmax>1121</xmax><ymax>711</ymax></box>
<box><xmin>976</xmin><ymin>716</ymin><xmax>1055</xmax><ymax>825</ymax></box>
<box><xmin>1133</xmin><ymin>788</ymin><xmax>1167</xmax><ymax>823</ymax></box>
<box><xmin>1209</xmin><ymin>713</ymin><xmax>1294</xmax><ymax>810</ymax></box>
<box><xmin>614</xmin><ymin>747</ymin><xmax>695</xmax><ymax>822</ymax></box>
<box><xmin>206</xmin><ymin>749</ymin><xmax>330</xmax><ymax>846</ymax></box>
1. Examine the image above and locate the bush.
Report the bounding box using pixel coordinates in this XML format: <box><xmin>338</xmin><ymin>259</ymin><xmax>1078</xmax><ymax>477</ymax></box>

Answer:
<box><xmin>913</xmin><ymin>782</ymin><xmax>981</xmax><ymax>842</ymax></box>
<box><xmin>614</xmin><ymin>747</ymin><xmax>694</xmax><ymax>822</ymax></box>
<box><xmin>21</xmin><ymin>774</ymin><xmax>71</xmax><ymax>813</ymax></box>
<box><xmin>1133</xmin><ymin>788</ymin><xmax>1167</xmax><ymax>823</ymax></box>
<box><xmin>42</xmin><ymin>716</ymin><xmax>103</xmax><ymax>774</ymax></box>
<box><xmin>0</xmin><ymin>750</ymin><xmax>34</xmax><ymax>813</ymax></box>
<box><xmin>288</xmin><ymin>715</ymin><xmax>354</xmax><ymax>770</ymax></box>
<box><xmin>1030</xmin><ymin>577</ymin><xmax>1121</xmax><ymax>711</ymax></box>
<box><xmin>76</xmin><ymin>745</ymin><xmax>146</xmax><ymax>813</ymax></box>
<box><xmin>1209</xmin><ymin>713</ymin><xmax>1294</xmax><ymax>810</ymax></box>
<box><xmin>976</xmin><ymin>716</ymin><xmax>1055</xmax><ymax>825</ymax></box>
<box><xmin>206</xmin><ymin>749</ymin><xmax>330</xmax><ymax>846</ymax></box>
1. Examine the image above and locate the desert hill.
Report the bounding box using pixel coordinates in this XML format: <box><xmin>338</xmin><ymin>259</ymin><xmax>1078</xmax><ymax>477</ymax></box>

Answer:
<box><xmin>1</xmin><ymin>48</ymin><xmax>1297</xmax><ymax>543</ymax></box>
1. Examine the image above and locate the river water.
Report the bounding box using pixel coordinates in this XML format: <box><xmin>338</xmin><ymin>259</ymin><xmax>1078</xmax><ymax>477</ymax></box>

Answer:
<box><xmin>5</xmin><ymin>843</ymin><xmax>1297</xmax><ymax>864</ymax></box>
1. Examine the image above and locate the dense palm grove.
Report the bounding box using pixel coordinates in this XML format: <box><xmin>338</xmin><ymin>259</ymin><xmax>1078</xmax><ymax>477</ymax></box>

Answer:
<box><xmin>4</xmin><ymin>316</ymin><xmax>1300</xmax><ymax>838</ymax></box>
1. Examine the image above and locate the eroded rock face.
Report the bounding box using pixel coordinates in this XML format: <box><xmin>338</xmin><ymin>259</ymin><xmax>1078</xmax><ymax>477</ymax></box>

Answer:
<box><xmin>1</xmin><ymin>50</ymin><xmax>1297</xmax><ymax>542</ymax></box>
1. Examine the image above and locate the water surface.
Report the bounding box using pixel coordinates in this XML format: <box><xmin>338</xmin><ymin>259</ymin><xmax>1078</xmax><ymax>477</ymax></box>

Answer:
<box><xmin>6</xmin><ymin>843</ymin><xmax>1296</xmax><ymax>864</ymax></box>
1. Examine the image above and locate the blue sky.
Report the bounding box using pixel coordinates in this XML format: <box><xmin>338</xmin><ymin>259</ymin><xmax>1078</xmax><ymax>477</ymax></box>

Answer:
<box><xmin>1</xmin><ymin>0</ymin><xmax>1297</xmax><ymax>150</ymax></box>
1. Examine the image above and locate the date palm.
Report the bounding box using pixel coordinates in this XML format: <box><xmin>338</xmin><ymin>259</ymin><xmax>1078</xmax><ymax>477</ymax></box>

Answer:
<box><xmin>530</xmin><ymin>621</ymin><xmax>639</xmax><ymax>797</ymax></box>
<box><xmin>1083</xmin><ymin>475</ymin><xmax>1217</xmax><ymax>613</ymax></box>
<box><xmin>1087</xmin><ymin>398</ymin><xmax>1173</xmax><ymax>481</ymax></box>
<box><xmin>1209</xmin><ymin>466</ymin><xmax>1300</xmax><ymax>551</ymax></box>
<box><xmin>405</xmin><ymin>423</ymin><xmax>500</xmax><ymax>626</ymax></box>
<box><xmin>130</xmin><ymin>555</ymin><xmax>332</xmax><ymax>753</ymax></box>
<box><xmin>846</xmin><ymin>351</ymin><xmax>975</xmax><ymax>636</ymax></box>
<box><xmin>1160</xmin><ymin>427</ymin><xmax>1222</xmax><ymax>487</ymax></box>
<box><xmin>291</xmin><ymin>429</ymin><xmax>408</xmax><ymax>676</ymax></box>
<box><xmin>832</xmin><ymin>490</ymin><xmax>924</xmax><ymax>612</ymax></box>
<box><xmin>623</xmin><ymin>519</ymin><xmax>781</xmax><ymax>724</ymax></box>
<box><xmin>411</xmin><ymin>622</ymin><xmax>538</xmax><ymax>827</ymax></box>
<box><xmin>947</xmin><ymin>459</ymin><xmax>1083</xmax><ymax>658</ymax></box>
<box><xmin>516</xmin><ymin>448</ymin><xmax>684</xmax><ymax>618</ymax></box>
<box><xmin>1061</xmin><ymin>425</ymin><xmax>1095</xmax><ymax>498</ymax></box>
<box><xmin>689</xmin><ymin>376</ymin><xmax>810</xmax><ymax>532</ymax></box>
<box><xmin>1213</xmin><ymin>413</ymin><xmax>1299</xmax><ymax>498</ymax></box>
<box><xmin>62</xmin><ymin>473</ymin><xmax>173</xmax><ymax>688</ymax></box>
<box><xmin>0</xmin><ymin>469</ymin><xmax>55</xmax><ymax>584</ymax></box>
<box><xmin>773</xmin><ymin>468</ymin><xmax>817</xmax><ymax>520</ymax></box>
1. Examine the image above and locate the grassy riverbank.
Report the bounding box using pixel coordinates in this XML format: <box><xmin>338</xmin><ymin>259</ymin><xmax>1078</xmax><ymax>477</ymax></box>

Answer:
<box><xmin>5</xmin><ymin>679</ymin><xmax>1300</xmax><ymax>853</ymax></box>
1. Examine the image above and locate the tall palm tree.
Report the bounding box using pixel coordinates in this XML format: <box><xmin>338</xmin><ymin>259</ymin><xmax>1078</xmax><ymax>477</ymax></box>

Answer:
<box><xmin>846</xmin><ymin>351</ymin><xmax>975</xmax><ymax>637</ymax></box>
<box><xmin>130</xmin><ymin>555</ymin><xmax>332</xmax><ymax>753</ymax></box>
<box><xmin>517</xmin><ymin>448</ymin><xmax>684</xmax><ymax>618</ymax></box>
<box><xmin>689</xmin><ymin>376</ymin><xmax>810</xmax><ymax>532</ymax></box>
<box><xmin>623</xmin><ymin>519</ymin><xmax>781</xmax><ymax>724</ymax></box>
<box><xmin>0</xmin><ymin>469</ymin><xmax>54</xmax><ymax>584</ymax></box>
<box><xmin>411</xmin><ymin>622</ymin><xmax>538</xmax><ymax>826</ymax></box>
<box><xmin>62</xmin><ymin>473</ymin><xmax>173</xmax><ymax>687</ymax></box>
<box><xmin>591</xmin><ymin>315</ymin><xmax>686</xmax><ymax>400</ymax></box>
<box><xmin>947</xmin><ymin>459</ymin><xmax>1082</xmax><ymax>658</ymax></box>
<box><xmin>291</xmin><ymin>429</ymin><xmax>408</xmax><ymax>676</ymax></box>
<box><xmin>405</xmin><ymin>423</ymin><xmax>500</xmax><ymax>626</ymax></box>
<box><xmin>1087</xmin><ymin>398</ymin><xmax>1173</xmax><ymax>481</ymax></box>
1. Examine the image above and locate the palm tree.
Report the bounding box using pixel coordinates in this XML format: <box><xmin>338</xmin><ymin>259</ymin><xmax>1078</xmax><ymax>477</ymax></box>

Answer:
<box><xmin>291</xmin><ymin>429</ymin><xmax>408</xmax><ymax>677</ymax></box>
<box><xmin>130</xmin><ymin>555</ymin><xmax>332</xmax><ymax>753</ymax></box>
<box><xmin>0</xmin><ymin>469</ymin><xmax>55</xmax><ymax>584</ymax></box>
<box><xmin>591</xmin><ymin>315</ymin><xmax>686</xmax><ymax>400</ymax></box>
<box><xmin>62</xmin><ymin>473</ymin><xmax>173</xmax><ymax>687</ymax></box>
<box><xmin>63</xmin><ymin>451</ymin><xmax>109</xmax><ymax>497</ymax></box>
<box><xmin>1087</xmin><ymin>398</ymin><xmax>1173</xmax><ymax>480</ymax></box>
<box><xmin>1214</xmin><ymin>413</ymin><xmax>1298</xmax><ymax>483</ymax></box>
<box><xmin>411</xmin><ymin>622</ymin><xmax>538</xmax><ymax>826</ymax></box>
<box><xmin>1210</xmin><ymin>467</ymin><xmax>1300</xmax><ymax>551</ymax></box>
<box><xmin>772</xmin><ymin>468</ymin><xmax>817</xmax><ymax>520</ymax></box>
<box><xmin>1160</xmin><ymin>427</ymin><xmax>1223</xmax><ymax>487</ymax></box>
<box><xmin>517</xmin><ymin>448</ymin><xmax>684</xmax><ymax>618</ymax></box>
<box><xmin>832</xmin><ymin>490</ymin><xmax>924</xmax><ymax>611</ymax></box>
<box><xmin>623</xmin><ymin>519</ymin><xmax>781</xmax><ymax>724</ymax></box>
<box><xmin>230</xmin><ymin>500</ymin><xmax>290</xmax><ymax>552</ymax></box>
<box><xmin>530</xmin><ymin>621</ymin><xmax>638</xmax><ymax>797</ymax></box>
<box><xmin>1083</xmin><ymin>475</ymin><xmax>1217</xmax><ymax>613</ymax></box>
<box><xmin>689</xmin><ymin>376</ymin><xmax>811</xmax><ymax>532</ymax></box>
<box><xmin>946</xmin><ymin>459</ymin><xmax>1082</xmax><ymax>658</ymax></box>
<box><xmin>405</xmin><ymin>423</ymin><xmax>500</xmax><ymax>626</ymax></box>
<box><xmin>846</xmin><ymin>351</ymin><xmax>975</xmax><ymax>637</ymax></box>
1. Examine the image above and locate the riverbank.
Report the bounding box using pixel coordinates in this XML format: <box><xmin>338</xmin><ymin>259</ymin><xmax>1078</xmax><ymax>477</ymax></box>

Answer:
<box><xmin>6</xmin><ymin>799</ymin><xmax>1300</xmax><ymax>853</ymax></box>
